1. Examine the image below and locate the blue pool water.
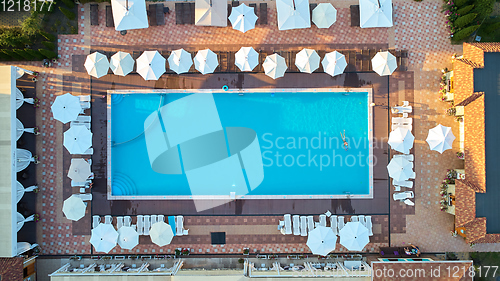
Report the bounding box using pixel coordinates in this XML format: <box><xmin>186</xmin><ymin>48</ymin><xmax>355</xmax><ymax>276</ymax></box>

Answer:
<box><xmin>110</xmin><ymin>91</ymin><xmax>371</xmax><ymax>197</ymax></box>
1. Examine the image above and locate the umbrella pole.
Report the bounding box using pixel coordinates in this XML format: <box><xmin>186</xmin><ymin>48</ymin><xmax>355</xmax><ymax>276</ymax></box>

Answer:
<box><xmin>377</xmin><ymin>0</ymin><xmax>381</xmax><ymax>8</ymax></box>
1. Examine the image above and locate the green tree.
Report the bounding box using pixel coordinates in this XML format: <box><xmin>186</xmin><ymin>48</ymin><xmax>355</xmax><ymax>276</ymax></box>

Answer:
<box><xmin>39</xmin><ymin>31</ymin><xmax>56</xmax><ymax>41</ymax></box>
<box><xmin>455</xmin><ymin>0</ymin><xmax>469</xmax><ymax>7</ymax></box>
<box><xmin>472</xmin><ymin>0</ymin><xmax>494</xmax><ymax>18</ymax></box>
<box><xmin>20</xmin><ymin>14</ymin><xmax>42</xmax><ymax>37</ymax></box>
<box><xmin>42</xmin><ymin>41</ymin><xmax>55</xmax><ymax>50</ymax></box>
<box><xmin>456</xmin><ymin>4</ymin><xmax>474</xmax><ymax>15</ymax></box>
<box><xmin>38</xmin><ymin>48</ymin><xmax>57</xmax><ymax>59</ymax></box>
<box><xmin>452</xmin><ymin>25</ymin><xmax>480</xmax><ymax>41</ymax></box>
<box><xmin>0</xmin><ymin>28</ymin><xmax>30</xmax><ymax>48</ymax></box>
<box><xmin>59</xmin><ymin>6</ymin><xmax>76</xmax><ymax>20</ymax></box>
<box><xmin>454</xmin><ymin>13</ymin><xmax>477</xmax><ymax>28</ymax></box>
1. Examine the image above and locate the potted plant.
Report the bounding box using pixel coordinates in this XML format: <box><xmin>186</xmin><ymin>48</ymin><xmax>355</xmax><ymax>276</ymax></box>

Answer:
<box><xmin>33</xmin><ymin>213</ymin><xmax>40</xmax><ymax>222</ymax></box>
<box><xmin>456</xmin><ymin>152</ymin><xmax>464</xmax><ymax>159</ymax></box>
<box><xmin>181</xmin><ymin>249</ymin><xmax>190</xmax><ymax>255</ymax></box>
<box><xmin>175</xmin><ymin>249</ymin><xmax>181</xmax><ymax>256</ymax></box>
<box><xmin>238</xmin><ymin>258</ymin><xmax>244</xmax><ymax>264</ymax></box>
<box><xmin>243</xmin><ymin>248</ymin><xmax>250</xmax><ymax>255</ymax></box>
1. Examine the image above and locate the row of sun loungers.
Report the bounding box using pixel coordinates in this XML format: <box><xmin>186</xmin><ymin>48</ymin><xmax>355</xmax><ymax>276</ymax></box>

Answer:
<box><xmin>92</xmin><ymin>215</ymin><xmax>188</xmax><ymax>236</ymax></box>
<box><xmin>282</xmin><ymin>214</ymin><xmax>373</xmax><ymax>236</ymax></box>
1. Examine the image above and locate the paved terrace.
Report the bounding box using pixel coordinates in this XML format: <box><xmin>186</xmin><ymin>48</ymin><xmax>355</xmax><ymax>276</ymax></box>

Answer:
<box><xmin>2</xmin><ymin>0</ymin><xmax>500</xmax><ymax>257</ymax></box>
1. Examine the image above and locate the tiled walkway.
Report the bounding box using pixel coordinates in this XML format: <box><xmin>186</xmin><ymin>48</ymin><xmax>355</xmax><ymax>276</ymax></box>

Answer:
<box><xmin>2</xmin><ymin>0</ymin><xmax>500</xmax><ymax>256</ymax></box>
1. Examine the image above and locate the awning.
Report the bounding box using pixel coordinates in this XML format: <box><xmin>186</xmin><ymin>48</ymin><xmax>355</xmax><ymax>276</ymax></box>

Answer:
<box><xmin>111</xmin><ymin>0</ymin><xmax>149</xmax><ymax>31</ymax></box>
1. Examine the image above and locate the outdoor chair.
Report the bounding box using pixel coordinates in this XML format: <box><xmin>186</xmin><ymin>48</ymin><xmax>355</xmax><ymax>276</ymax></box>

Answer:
<box><xmin>90</xmin><ymin>4</ymin><xmax>99</xmax><ymax>26</ymax></box>
<box><xmin>106</xmin><ymin>6</ymin><xmax>114</xmax><ymax>27</ymax></box>
<box><xmin>300</xmin><ymin>216</ymin><xmax>307</xmax><ymax>236</ymax></box>
<box><xmin>92</xmin><ymin>215</ymin><xmax>100</xmax><ymax>229</ymax></box>
<box><xmin>292</xmin><ymin>215</ymin><xmax>300</xmax><ymax>235</ymax></box>
<box><xmin>330</xmin><ymin>215</ymin><xmax>338</xmax><ymax>235</ymax></box>
<box><xmin>259</xmin><ymin>3</ymin><xmax>267</xmax><ymax>25</ymax></box>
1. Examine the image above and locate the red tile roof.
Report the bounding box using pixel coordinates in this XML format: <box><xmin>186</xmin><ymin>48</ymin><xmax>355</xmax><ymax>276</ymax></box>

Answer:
<box><xmin>463</xmin><ymin>95</ymin><xmax>486</xmax><ymax>192</ymax></box>
<box><xmin>455</xmin><ymin>180</ymin><xmax>476</xmax><ymax>227</ymax></box>
<box><xmin>0</xmin><ymin>258</ymin><xmax>23</xmax><ymax>281</ymax></box>
<box><xmin>463</xmin><ymin>217</ymin><xmax>486</xmax><ymax>243</ymax></box>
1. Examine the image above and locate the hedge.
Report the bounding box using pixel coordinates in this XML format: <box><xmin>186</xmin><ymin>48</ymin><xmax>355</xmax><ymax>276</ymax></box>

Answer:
<box><xmin>3</xmin><ymin>49</ymin><xmax>23</xmax><ymax>60</ymax></box>
<box><xmin>42</xmin><ymin>41</ymin><xmax>55</xmax><ymax>50</ymax></box>
<box><xmin>59</xmin><ymin>6</ymin><xmax>76</xmax><ymax>21</ymax></box>
<box><xmin>39</xmin><ymin>31</ymin><xmax>56</xmax><ymax>41</ymax></box>
<box><xmin>61</xmin><ymin>0</ymin><xmax>75</xmax><ymax>9</ymax></box>
<box><xmin>25</xmin><ymin>49</ymin><xmax>45</xmax><ymax>60</ymax></box>
<box><xmin>483</xmin><ymin>22</ymin><xmax>500</xmax><ymax>34</ymax></box>
<box><xmin>456</xmin><ymin>5</ymin><xmax>474</xmax><ymax>15</ymax></box>
<box><xmin>38</xmin><ymin>48</ymin><xmax>57</xmax><ymax>59</ymax></box>
<box><xmin>454</xmin><ymin>13</ymin><xmax>477</xmax><ymax>28</ymax></box>
<box><xmin>455</xmin><ymin>0</ymin><xmax>469</xmax><ymax>7</ymax></box>
<box><xmin>14</xmin><ymin>49</ymin><xmax>35</xmax><ymax>60</ymax></box>
<box><xmin>472</xmin><ymin>0</ymin><xmax>494</xmax><ymax>18</ymax></box>
<box><xmin>452</xmin><ymin>25</ymin><xmax>480</xmax><ymax>41</ymax></box>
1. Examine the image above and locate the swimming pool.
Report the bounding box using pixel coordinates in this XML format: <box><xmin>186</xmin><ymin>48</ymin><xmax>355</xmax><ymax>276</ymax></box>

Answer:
<box><xmin>107</xmin><ymin>89</ymin><xmax>373</xmax><ymax>200</ymax></box>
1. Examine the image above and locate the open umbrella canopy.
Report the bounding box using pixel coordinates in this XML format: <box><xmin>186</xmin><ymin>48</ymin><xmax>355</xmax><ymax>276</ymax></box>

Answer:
<box><xmin>276</xmin><ymin>0</ymin><xmax>311</xmax><ymax>30</ymax></box>
<box><xmin>263</xmin><ymin>54</ymin><xmax>287</xmax><ymax>79</ymax></box>
<box><xmin>229</xmin><ymin>3</ymin><xmax>258</xmax><ymax>33</ymax></box>
<box><xmin>295</xmin><ymin>49</ymin><xmax>320</xmax><ymax>74</ymax></box>
<box><xmin>68</xmin><ymin>159</ymin><xmax>92</xmax><ymax>182</ymax></box>
<box><xmin>312</xmin><ymin>3</ymin><xmax>337</xmax><ymax>28</ymax></box>
<box><xmin>110</xmin><ymin>51</ymin><xmax>134</xmax><ymax>76</ymax></box>
<box><xmin>306</xmin><ymin>226</ymin><xmax>337</xmax><ymax>256</ymax></box>
<box><xmin>51</xmin><ymin>93</ymin><xmax>82</xmax><ymax>124</ymax></box>
<box><xmin>117</xmin><ymin>226</ymin><xmax>139</xmax><ymax>250</ymax></box>
<box><xmin>322</xmin><ymin>51</ymin><xmax>347</xmax><ymax>77</ymax></box>
<box><xmin>372</xmin><ymin>51</ymin><xmax>397</xmax><ymax>76</ymax></box>
<box><xmin>235</xmin><ymin>47</ymin><xmax>259</xmax><ymax>72</ymax></box>
<box><xmin>111</xmin><ymin>0</ymin><xmax>148</xmax><ymax>31</ymax></box>
<box><xmin>387</xmin><ymin>156</ymin><xmax>413</xmax><ymax>181</ymax></box>
<box><xmin>63</xmin><ymin>125</ymin><xmax>93</xmax><ymax>155</ymax></box>
<box><xmin>84</xmin><ymin>52</ymin><xmax>110</xmax><ymax>78</ymax></box>
<box><xmin>168</xmin><ymin>49</ymin><xmax>193</xmax><ymax>74</ymax></box>
<box><xmin>62</xmin><ymin>195</ymin><xmax>86</xmax><ymax>221</ymax></box>
<box><xmin>194</xmin><ymin>49</ymin><xmax>219</xmax><ymax>75</ymax></box>
<box><xmin>195</xmin><ymin>0</ymin><xmax>227</xmax><ymax>26</ymax></box>
<box><xmin>339</xmin><ymin>221</ymin><xmax>370</xmax><ymax>251</ymax></box>
<box><xmin>359</xmin><ymin>0</ymin><xmax>393</xmax><ymax>28</ymax></box>
<box><xmin>150</xmin><ymin>221</ymin><xmax>174</xmax><ymax>246</ymax></box>
<box><xmin>136</xmin><ymin>51</ymin><xmax>166</xmax><ymax>80</ymax></box>
<box><xmin>426</xmin><ymin>124</ymin><xmax>455</xmax><ymax>154</ymax></box>
<box><xmin>90</xmin><ymin>224</ymin><xmax>118</xmax><ymax>253</ymax></box>
<box><xmin>388</xmin><ymin>127</ymin><xmax>414</xmax><ymax>154</ymax></box>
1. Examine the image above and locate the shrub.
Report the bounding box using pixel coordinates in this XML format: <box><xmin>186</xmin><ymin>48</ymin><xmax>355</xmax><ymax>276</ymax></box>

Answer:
<box><xmin>14</xmin><ymin>49</ymin><xmax>34</xmax><ymax>60</ymax></box>
<box><xmin>70</xmin><ymin>26</ymin><xmax>78</xmax><ymax>34</ymax></box>
<box><xmin>59</xmin><ymin>6</ymin><xmax>76</xmax><ymax>20</ymax></box>
<box><xmin>42</xmin><ymin>41</ymin><xmax>55</xmax><ymax>50</ymax></box>
<box><xmin>482</xmin><ymin>21</ymin><xmax>500</xmax><ymax>34</ymax></box>
<box><xmin>454</xmin><ymin>13</ymin><xmax>477</xmax><ymax>28</ymax></box>
<box><xmin>456</xmin><ymin>4</ymin><xmax>474</xmax><ymax>15</ymax></box>
<box><xmin>0</xmin><ymin>28</ymin><xmax>30</xmax><ymax>48</ymax></box>
<box><xmin>20</xmin><ymin>14</ymin><xmax>42</xmax><ymax>37</ymax></box>
<box><xmin>4</xmin><ymin>49</ymin><xmax>24</xmax><ymax>60</ymax></box>
<box><xmin>25</xmin><ymin>49</ymin><xmax>45</xmax><ymax>60</ymax></box>
<box><xmin>452</xmin><ymin>24</ymin><xmax>480</xmax><ymax>41</ymax></box>
<box><xmin>61</xmin><ymin>0</ymin><xmax>75</xmax><ymax>8</ymax></box>
<box><xmin>38</xmin><ymin>48</ymin><xmax>57</xmax><ymax>59</ymax></box>
<box><xmin>39</xmin><ymin>31</ymin><xmax>56</xmax><ymax>41</ymax></box>
<box><xmin>455</xmin><ymin>0</ymin><xmax>469</xmax><ymax>7</ymax></box>
<box><xmin>0</xmin><ymin>50</ymin><xmax>11</xmax><ymax>60</ymax></box>
<box><xmin>472</xmin><ymin>0</ymin><xmax>494</xmax><ymax>18</ymax></box>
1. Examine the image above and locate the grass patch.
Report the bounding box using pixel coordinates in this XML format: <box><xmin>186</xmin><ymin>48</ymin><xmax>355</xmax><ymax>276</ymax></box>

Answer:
<box><xmin>470</xmin><ymin>252</ymin><xmax>500</xmax><ymax>281</ymax></box>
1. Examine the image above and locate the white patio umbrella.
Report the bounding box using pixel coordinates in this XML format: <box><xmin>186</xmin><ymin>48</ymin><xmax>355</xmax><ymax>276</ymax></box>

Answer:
<box><xmin>306</xmin><ymin>226</ymin><xmax>337</xmax><ymax>256</ymax></box>
<box><xmin>17</xmin><ymin>212</ymin><xmax>35</xmax><ymax>232</ymax></box>
<box><xmin>168</xmin><ymin>49</ymin><xmax>193</xmax><ymax>74</ymax></box>
<box><xmin>63</xmin><ymin>126</ymin><xmax>93</xmax><ymax>155</ymax></box>
<box><xmin>229</xmin><ymin>3</ymin><xmax>258</xmax><ymax>33</ymax></box>
<box><xmin>295</xmin><ymin>49</ymin><xmax>320</xmax><ymax>74</ymax></box>
<box><xmin>235</xmin><ymin>47</ymin><xmax>259</xmax><ymax>72</ymax></box>
<box><xmin>263</xmin><ymin>54</ymin><xmax>287</xmax><ymax>79</ymax></box>
<box><xmin>388</xmin><ymin>127</ymin><xmax>414</xmax><ymax>154</ymax></box>
<box><xmin>16</xmin><ymin>149</ymin><xmax>35</xmax><ymax>172</ymax></box>
<box><xmin>16</xmin><ymin>88</ymin><xmax>35</xmax><ymax>110</ymax></box>
<box><xmin>136</xmin><ymin>51</ymin><xmax>166</xmax><ymax>81</ymax></box>
<box><xmin>16</xmin><ymin>118</ymin><xmax>35</xmax><ymax>141</ymax></box>
<box><xmin>339</xmin><ymin>221</ymin><xmax>370</xmax><ymax>251</ymax></box>
<box><xmin>387</xmin><ymin>156</ymin><xmax>413</xmax><ymax>181</ymax></box>
<box><xmin>111</xmin><ymin>0</ymin><xmax>149</xmax><ymax>31</ymax></box>
<box><xmin>372</xmin><ymin>51</ymin><xmax>397</xmax><ymax>76</ymax></box>
<box><xmin>51</xmin><ymin>93</ymin><xmax>82</xmax><ymax>124</ymax></box>
<box><xmin>117</xmin><ymin>226</ymin><xmax>139</xmax><ymax>250</ymax></box>
<box><xmin>68</xmin><ymin>159</ymin><xmax>92</xmax><ymax>182</ymax></box>
<box><xmin>150</xmin><ymin>221</ymin><xmax>174</xmax><ymax>246</ymax></box>
<box><xmin>194</xmin><ymin>49</ymin><xmax>219</xmax><ymax>75</ymax></box>
<box><xmin>276</xmin><ymin>0</ymin><xmax>311</xmax><ymax>30</ymax></box>
<box><xmin>16</xmin><ymin>181</ymin><xmax>37</xmax><ymax>203</ymax></box>
<box><xmin>312</xmin><ymin>3</ymin><xmax>337</xmax><ymax>28</ymax></box>
<box><xmin>90</xmin><ymin>223</ymin><xmax>119</xmax><ymax>253</ymax></box>
<box><xmin>84</xmin><ymin>52</ymin><xmax>110</xmax><ymax>79</ymax></box>
<box><xmin>195</xmin><ymin>0</ymin><xmax>227</xmax><ymax>26</ymax></box>
<box><xmin>110</xmin><ymin>51</ymin><xmax>134</xmax><ymax>76</ymax></box>
<box><xmin>322</xmin><ymin>51</ymin><xmax>348</xmax><ymax>77</ymax></box>
<box><xmin>426</xmin><ymin>124</ymin><xmax>455</xmax><ymax>154</ymax></box>
<box><xmin>359</xmin><ymin>0</ymin><xmax>393</xmax><ymax>28</ymax></box>
<box><xmin>62</xmin><ymin>195</ymin><xmax>87</xmax><ymax>221</ymax></box>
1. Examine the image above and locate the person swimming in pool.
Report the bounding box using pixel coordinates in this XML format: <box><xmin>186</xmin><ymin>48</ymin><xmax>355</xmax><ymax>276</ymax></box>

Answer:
<box><xmin>340</xmin><ymin>130</ymin><xmax>349</xmax><ymax>151</ymax></box>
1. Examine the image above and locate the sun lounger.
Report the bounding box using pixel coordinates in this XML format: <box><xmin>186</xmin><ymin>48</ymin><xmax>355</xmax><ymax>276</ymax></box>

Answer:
<box><xmin>392</xmin><ymin>124</ymin><xmax>412</xmax><ymax>132</ymax></box>
<box><xmin>284</xmin><ymin>214</ymin><xmax>292</xmax><ymax>235</ymax></box>
<box><xmin>176</xmin><ymin>215</ymin><xmax>184</xmax><ymax>236</ymax></box>
<box><xmin>330</xmin><ymin>215</ymin><xmax>338</xmax><ymax>235</ymax></box>
<box><xmin>92</xmin><ymin>215</ymin><xmax>100</xmax><ymax>229</ymax></box>
<box><xmin>106</xmin><ymin>6</ymin><xmax>114</xmax><ymax>27</ymax></box>
<box><xmin>393</xmin><ymin>191</ymin><xmax>414</xmax><ymax>201</ymax></box>
<box><xmin>300</xmin><ymin>216</ymin><xmax>307</xmax><ymax>236</ymax></box>
<box><xmin>156</xmin><ymin>3</ymin><xmax>165</xmax><ymax>25</ymax></box>
<box><xmin>137</xmin><ymin>215</ymin><xmax>144</xmax><ymax>235</ymax></box>
<box><xmin>351</xmin><ymin>216</ymin><xmax>359</xmax><ymax>222</ymax></box>
<box><xmin>404</xmin><ymin>199</ymin><xmax>415</xmax><ymax>206</ymax></box>
<box><xmin>338</xmin><ymin>216</ymin><xmax>345</xmax><ymax>231</ymax></box>
<box><xmin>90</xmin><ymin>4</ymin><xmax>98</xmax><ymax>26</ymax></box>
<box><xmin>307</xmin><ymin>216</ymin><xmax>314</xmax><ymax>232</ymax></box>
<box><xmin>392</xmin><ymin>105</ymin><xmax>412</xmax><ymax>114</ymax></box>
<box><xmin>124</xmin><ymin>216</ymin><xmax>132</xmax><ymax>227</ymax></box>
<box><xmin>392</xmin><ymin>117</ymin><xmax>412</xmax><ymax>125</ymax></box>
<box><xmin>116</xmin><ymin>216</ymin><xmax>123</xmax><ymax>229</ymax></box>
<box><xmin>157</xmin><ymin>215</ymin><xmax>164</xmax><ymax>223</ymax></box>
<box><xmin>74</xmin><ymin>193</ymin><xmax>92</xmax><ymax>201</ymax></box>
<box><xmin>149</xmin><ymin>4</ymin><xmax>158</xmax><ymax>26</ymax></box>
<box><xmin>81</xmin><ymin>148</ymin><xmax>94</xmax><ymax>155</ymax></box>
<box><xmin>144</xmin><ymin>215</ymin><xmax>151</xmax><ymax>235</ymax></box>
<box><xmin>259</xmin><ymin>3</ymin><xmax>267</xmax><ymax>25</ymax></box>
<box><xmin>393</xmin><ymin>179</ymin><xmax>413</xmax><ymax>188</ymax></box>
<box><xmin>403</xmin><ymin>101</ymin><xmax>409</xmax><ymax>106</ymax></box>
<box><xmin>292</xmin><ymin>215</ymin><xmax>300</xmax><ymax>235</ymax></box>
<box><xmin>71</xmin><ymin>179</ymin><xmax>92</xmax><ymax>187</ymax></box>
<box><xmin>319</xmin><ymin>215</ymin><xmax>327</xmax><ymax>227</ymax></box>
<box><xmin>70</xmin><ymin>121</ymin><xmax>90</xmax><ymax>130</ymax></box>
<box><xmin>365</xmin><ymin>216</ymin><xmax>373</xmax><ymax>236</ymax></box>
<box><xmin>105</xmin><ymin>215</ymin><xmax>113</xmax><ymax>225</ymax></box>
<box><xmin>394</xmin><ymin>154</ymin><xmax>414</xmax><ymax>161</ymax></box>
<box><xmin>168</xmin><ymin>216</ymin><xmax>176</xmax><ymax>236</ymax></box>
<box><xmin>350</xmin><ymin>5</ymin><xmax>360</xmax><ymax>27</ymax></box>
<box><xmin>358</xmin><ymin>215</ymin><xmax>366</xmax><ymax>227</ymax></box>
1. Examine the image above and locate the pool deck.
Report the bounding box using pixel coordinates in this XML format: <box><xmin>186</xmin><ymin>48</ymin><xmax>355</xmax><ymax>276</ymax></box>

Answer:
<box><xmin>3</xmin><ymin>0</ymin><xmax>500</xmax><ymax>258</ymax></box>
